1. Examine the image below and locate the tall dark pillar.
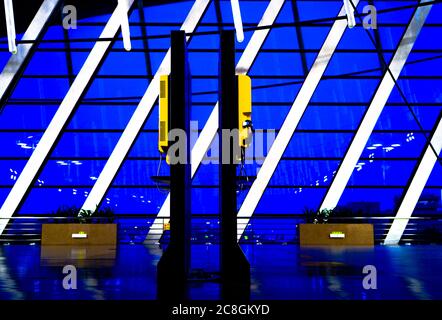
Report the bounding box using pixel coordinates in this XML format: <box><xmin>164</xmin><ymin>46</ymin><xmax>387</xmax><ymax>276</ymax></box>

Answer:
<box><xmin>219</xmin><ymin>30</ymin><xmax>251</xmax><ymax>301</ymax></box>
<box><xmin>157</xmin><ymin>31</ymin><xmax>192</xmax><ymax>301</ymax></box>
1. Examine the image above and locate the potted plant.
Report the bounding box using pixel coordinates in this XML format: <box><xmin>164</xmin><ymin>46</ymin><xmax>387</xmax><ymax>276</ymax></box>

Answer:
<box><xmin>41</xmin><ymin>206</ymin><xmax>117</xmax><ymax>245</ymax></box>
<box><xmin>299</xmin><ymin>207</ymin><xmax>374</xmax><ymax>246</ymax></box>
<box><xmin>305</xmin><ymin>208</ymin><xmax>334</xmax><ymax>224</ymax></box>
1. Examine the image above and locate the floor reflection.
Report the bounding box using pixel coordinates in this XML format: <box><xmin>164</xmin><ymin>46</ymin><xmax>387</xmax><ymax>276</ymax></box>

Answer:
<box><xmin>0</xmin><ymin>244</ymin><xmax>441</xmax><ymax>300</ymax></box>
<box><xmin>40</xmin><ymin>245</ymin><xmax>117</xmax><ymax>268</ymax></box>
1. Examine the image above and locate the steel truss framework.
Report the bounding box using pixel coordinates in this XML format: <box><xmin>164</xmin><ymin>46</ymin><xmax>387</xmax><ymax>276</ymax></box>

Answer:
<box><xmin>0</xmin><ymin>0</ymin><xmax>138</xmax><ymax>234</ymax></box>
<box><xmin>0</xmin><ymin>0</ymin><xmax>440</xmax><ymax>245</ymax></box>
<box><xmin>319</xmin><ymin>0</ymin><xmax>434</xmax><ymax>237</ymax></box>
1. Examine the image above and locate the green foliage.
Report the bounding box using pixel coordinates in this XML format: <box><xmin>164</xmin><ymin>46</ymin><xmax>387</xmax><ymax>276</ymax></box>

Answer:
<box><xmin>78</xmin><ymin>208</ymin><xmax>94</xmax><ymax>223</ymax></box>
<box><xmin>52</xmin><ymin>205</ymin><xmax>115</xmax><ymax>223</ymax></box>
<box><xmin>303</xmin><ymin>207</ymin><xmax>360</xmax><ymax>224</ymax></box>
<box><xmin>304</xmin><ymin>207</ymin><xmax>334</xmax><ymax>224</ymax></box>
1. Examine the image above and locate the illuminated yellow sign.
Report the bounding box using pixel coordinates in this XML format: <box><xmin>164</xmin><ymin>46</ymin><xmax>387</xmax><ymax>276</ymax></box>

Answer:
<box><xmin>238</xmin><ymin>74</ymin><xmax>252</xmax><ymax>148</ymax></box>
<box><xmin>159</xmin><ymin>75</ymin><xmax>169</xmax><ymax>154</ymax></box>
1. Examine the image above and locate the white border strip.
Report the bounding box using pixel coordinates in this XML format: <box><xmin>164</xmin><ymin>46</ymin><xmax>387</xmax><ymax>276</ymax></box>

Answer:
<box><xmin>236</xmin><ymin>1</ymin><xmax>360</xmax><ymax>241</ymax></box>
<box><xmin>384</xmin><ymin>118</ymin><xmax>442</xmax><ymax>245</ymax></box>
<box><xmin>145</xmin><ymin>0</ymin><xmax>286</xmax><ymax>243</ymax></box>
<box><xmin>0</xmin><ymin>1</ymin><xmax>136</xmax><ymax>235</ymax></box>
<box><xmin>82</xmin><ymin>0</ymin><xmax>211</xmax><ymax>213</ymax></box>
<box><xmin>0</xmin><ymin>0</ymin><xmax>61</xmax><ymax>101</ymax></box>
<box><xmin>319</xmin><ymin>0</ymin><xmax>433</xmax><ymax>213</ymax></box>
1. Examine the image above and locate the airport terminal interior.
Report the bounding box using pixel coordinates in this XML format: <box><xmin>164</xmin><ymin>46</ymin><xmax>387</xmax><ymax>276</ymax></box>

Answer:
<box><xmin>0</xmin><ymin>0</ymin><xmax>442</xmax><ymax>300</ymax></box>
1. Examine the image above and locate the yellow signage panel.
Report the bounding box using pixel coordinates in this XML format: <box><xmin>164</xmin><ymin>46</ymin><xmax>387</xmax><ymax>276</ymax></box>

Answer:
<box><xmin>238</xmin><ymin>74</ymin><xmax>252</xmax><ymax>148</ymax></box>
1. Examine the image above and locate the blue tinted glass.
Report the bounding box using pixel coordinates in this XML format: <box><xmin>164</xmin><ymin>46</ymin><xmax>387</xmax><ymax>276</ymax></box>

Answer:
<box><xmin>0</xmin><ymin>0</ymin><xmax>438</xmax><ymax>236</ymax></box>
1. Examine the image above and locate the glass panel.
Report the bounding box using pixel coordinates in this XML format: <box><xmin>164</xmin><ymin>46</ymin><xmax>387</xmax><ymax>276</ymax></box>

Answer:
<box><xmin>337</xmin><ymin>187</ymin><xmax>405</xmax><ymax>214</ymax></box>
<box><xmin>0</xmin><ymin>0</ymin><xmax>439</xmax><ymax>224</ymax></box>
<box><xmin>244</xmin><ymin>188</ymin><xmax>327</xmax><ymax>215</ymax></box>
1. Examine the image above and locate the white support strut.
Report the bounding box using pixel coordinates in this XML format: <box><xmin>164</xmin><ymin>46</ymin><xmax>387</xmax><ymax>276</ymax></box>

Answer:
<box><xmin>236</xmin><ymin>1</ymin><xmax>361</xmax><ymax>241</ymax></box>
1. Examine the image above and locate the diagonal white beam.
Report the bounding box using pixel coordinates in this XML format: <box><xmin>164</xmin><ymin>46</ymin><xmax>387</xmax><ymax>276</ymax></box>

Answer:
<box><xmin>145</xmin><ymin>0</ymin><xmax>286</xmax><ymax>243</ymax></box>
<box><xmin>236</xmin><ymin>1</ymin><xmax>360</xmax><ymax>241</ymax></box>
<box><xmin>384</xmin><ymin>115</ymin><xmax>442</xmax><ymax>245</ymax></box>
<box><xmin>319</xmin><ymin>0</ymin><xmax>433</xmax><ymax>213</ymax></box>
<box><xmin>0</xmin><ymin>1</ymin><xmax>136</xmax><ymax>235</ymax></box>
<box><xmin>82</xmin><ymin>0</ymin><xmax>211</xmax><ymax>213</ymax></box>
<box><xmin>0</xmin><ymin>0</ymin><xmax>61</xmax><ymax>103</ymax></box>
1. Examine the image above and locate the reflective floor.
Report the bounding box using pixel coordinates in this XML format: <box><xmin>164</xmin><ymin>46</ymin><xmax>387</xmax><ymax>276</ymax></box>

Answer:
<box><xmin>1</xmin><ymin>244</ymin><xmax>442</xmax><ymax>300</ymax></box>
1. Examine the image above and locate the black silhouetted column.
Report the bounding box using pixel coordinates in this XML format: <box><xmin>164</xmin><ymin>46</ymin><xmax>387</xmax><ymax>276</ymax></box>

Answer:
<box><xmin>157</xmin><ymin>30</ymin><xmax>192</xmax><ymax>301</ymax></box>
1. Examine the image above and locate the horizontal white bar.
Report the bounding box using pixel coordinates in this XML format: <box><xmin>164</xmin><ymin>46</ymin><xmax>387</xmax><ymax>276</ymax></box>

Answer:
<box><xmin>72</xmin><ymin>233</ymin><xmax>88</xmax><ymax>239</ymax></box>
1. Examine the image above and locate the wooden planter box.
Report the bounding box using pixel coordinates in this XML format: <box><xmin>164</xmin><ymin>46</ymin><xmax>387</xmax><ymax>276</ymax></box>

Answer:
<box><xmin>299</xmin><ymin>224</ymin><xmax>374</xmax><ymax>246</ymax></box>
<box><xmin>41</xmin><ymin>224</ymin><xmax>117</xmax><ymax>246</ymax></box>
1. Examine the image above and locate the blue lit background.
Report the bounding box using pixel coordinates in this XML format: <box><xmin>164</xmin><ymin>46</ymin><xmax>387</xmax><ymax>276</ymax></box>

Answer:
<box><xmin>0</xmin><ymin>0</ymin><xmax>441</xmax><ymax>242</ymax></box>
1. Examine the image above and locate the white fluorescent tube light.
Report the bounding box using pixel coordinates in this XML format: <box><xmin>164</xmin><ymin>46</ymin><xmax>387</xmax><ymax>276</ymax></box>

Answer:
<box><xmin>3</xmin><ymin>0</ymin><xmax>17</xmax><ymax>54</ymax></box>
<box><xmin>118</xmin><ymin>0</ymin><xmax>132</xmax><ymax>51</ymax></box>
<box><xmin>231</xmin><ymin>0</ymin><xmax>244</xmax><ymax>42</ymax></box>
<box><xmin>343</xmin><ymin>0</ymin><xmax>356</xmax><ymax>28</ymax></box>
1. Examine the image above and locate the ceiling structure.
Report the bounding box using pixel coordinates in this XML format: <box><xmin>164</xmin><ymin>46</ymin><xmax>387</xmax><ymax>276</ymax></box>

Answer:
<box><xmin>0</xmin><ymin>0</ymin><xmax>187</xmax><ymax>36</ymax></box>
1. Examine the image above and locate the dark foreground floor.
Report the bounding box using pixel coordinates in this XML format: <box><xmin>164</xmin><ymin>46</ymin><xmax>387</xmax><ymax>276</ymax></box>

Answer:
<box><xmin>0</xmin><ymin>244</ymin><xmax>441</xmax><ymax>300</ymax></box>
